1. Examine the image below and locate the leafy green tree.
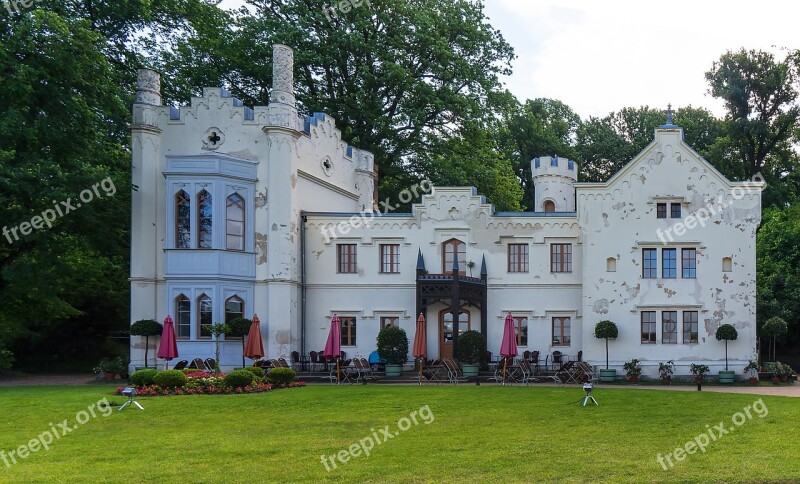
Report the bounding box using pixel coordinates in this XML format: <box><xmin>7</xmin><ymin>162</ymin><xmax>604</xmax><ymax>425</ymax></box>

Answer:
<box><xmin>226</xmin><ymin>317</ymin><xmax>252</xmax><ymax>368</ymax></box>
<box><xmin>151</xmin><ymin>0</ymin><xmax>515</xmax><ymax>207</ymax></box>
<box><xmin>715</xmin><ymin>324</ymin><xmax>738</xmax><ymax>371</ymax></box>
<box><xmin>757</xmin><ymin>206</ymin><xmax>800</xmax><ymax>354</ymax></box>
<box><xmin>705</xmin><ymin>49</ymin><xmax>800</xmax><ymax>179</ymax></box>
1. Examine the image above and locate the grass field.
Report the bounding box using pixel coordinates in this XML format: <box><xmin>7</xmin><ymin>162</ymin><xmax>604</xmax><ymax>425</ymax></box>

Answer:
<box><xmin>0</xmin><ymin>384</ymin><xmax>798</xmax><ymax>483</ymax></box>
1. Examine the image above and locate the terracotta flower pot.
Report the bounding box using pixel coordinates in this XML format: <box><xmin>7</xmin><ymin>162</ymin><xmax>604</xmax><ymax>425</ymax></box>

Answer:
<box><xmin>772</xmin><ymin>376</ymin><xmax>780</xmax><ymax>384</ymax></box>
<box><xmin>629</xmin><ymin>375</ymin><xmax>639</xmax><ymax>384</ymax></box>
<box><xmin>695</xmin><ymin>376</ymin><xmax>703</xmax><ymax>384</ymax></box>
<box><xmin>748</xmin><ymin>377</ymin><xmax>758</xmax><ymax>385</ymax></box>
<box><xmin>780</xmin><ymin>375</ymin><xmax>788</xmax><ymax>383</ymax></box>
<box><xmin>662</xmin><ymin>376</ymin><xmax>671</xmax><ymax>385</ymax></box>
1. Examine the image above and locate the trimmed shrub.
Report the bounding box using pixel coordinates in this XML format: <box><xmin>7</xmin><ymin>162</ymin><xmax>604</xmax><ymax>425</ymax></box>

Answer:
<box><xmin>224</xmin><ymin>369</ymin><xmax>255</xmax><ymax>388</ymax></box>
<box><xmin>131</xmin><ymin>368</ymin><xmax>158</xmax><ymax>387</ymax></box>
<box><xmin>268</xmin><ymin>367</ymin><xmax>296</xmax><ymax>386</ymax></box>
<box><xmin>376</xmin><ymin>326</ymin><xmax>409</xmax><ymax>365</ymax></box>
<box><xmin>243</xmin><ymin>366</ymin><xmax>265</xmax><ymax>379</ymax></box>
<box><xmin>457</xmin><ymin>330</ymin><xmax>485</xmax><ymax>364</ymax></box>
<box><xmin>153</xmin><ymin>370</ymin><xmax>188</xmax><ymax>389</ymax></box>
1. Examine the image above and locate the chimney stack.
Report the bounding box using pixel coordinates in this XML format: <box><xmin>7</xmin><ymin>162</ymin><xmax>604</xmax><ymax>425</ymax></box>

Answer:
<box><xmin>270</xmin><ymin>44</ymin><xmax>296</xmax><ymax>106</ymax></box>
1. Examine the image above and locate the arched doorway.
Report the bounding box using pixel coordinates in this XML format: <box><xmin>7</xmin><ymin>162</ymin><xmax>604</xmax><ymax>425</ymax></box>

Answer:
<box><xmin>439</xmin><ymin>308</ymin><xmax>470</xmax><ymax>359</ymax></box>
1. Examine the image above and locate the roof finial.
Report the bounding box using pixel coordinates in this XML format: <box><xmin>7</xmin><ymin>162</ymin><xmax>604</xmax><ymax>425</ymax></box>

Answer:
<box><xmin>666</xmin><ymin>103</ymin><xmax>674</xmax><ymax>126</ymax></box>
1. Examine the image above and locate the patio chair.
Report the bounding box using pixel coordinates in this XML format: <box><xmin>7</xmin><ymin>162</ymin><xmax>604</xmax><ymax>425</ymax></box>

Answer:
<box><xmin>277</xmin><ymin>357</ymin><xmax>290</xmax><ymax>368</ymax></box>
<box><xmin>204</xmin><ymin>358</ymin><xmax>216</xmax><ymax>372</ymax></box>
<box><xmin>530</xmin><ymin>351</ymin><xmax>540</xmax><ymax>372</ymax></box>
<box><xmin>556</xmin><ymin>360</ymin><xmax>579</xmax><ymax>384</ymax></box>
<box><xmin>552</xmin><ymin>351</ymin><xmax>563</xmax><ymax>370</ymax></box>
<box><xmin>188</xmin><ymin>358</ymin><xmax>205</xmax><ymax>370</ymax></box>
<box><xmin>360</xmin><ymin>358</ymin><xmax>376</xmax><ymax>381</ymax></box>
<box><xmin>291</xmin><ymin>351</ymin><xmax>305</xmax><ymax>371</ymax></box>
<box><xmin>442</xmin><ymin>358</ymin><xmax>463</xmax><ymax>385</ymax></box>
<box><xmin>309</xmin><ymin>351</ymin><xmax>320</xmax><ymax>371</ymax></box>
<box><xmin>523</xmin><ymin>350</ymin><xmax>531</xmax><ymax>361</ymax></box>
<box><xmin>576</xmin><ymin>361</ymin><xmax>597</xmax><ymax>383</ymax></box>
<box><xmin>172</xmin><ymin>360</ymin><xmax>189</xmax><ymax>371</ymax></box>
<box><xmin>517</xmin><ymin>358</ymin><xmax>535</xmax><ymax>384</ymax></box>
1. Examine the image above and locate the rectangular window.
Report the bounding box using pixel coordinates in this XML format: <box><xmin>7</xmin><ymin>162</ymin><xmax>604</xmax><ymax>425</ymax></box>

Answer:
<box><xmin>642</xmin><ymin>249</ymin><xmax>657</xmax><ymax>278</ymax></box>
<box><xmin>379</xmin><ymin>244</ymin><xmax>400</xmax><ymax>273</ymax></box>
<box><xmin>337</xmin><ymin>244</ymin><xmax>357</xmax><ymax>273</ymax></box>
<box><xmin>380</xmin><ymin>316</ymin><xmax>399</xmax><ymax>330</ymax></box>
<box><xmin>656</xmin><ymin>203</ymin><xmax>667</xmax><ymax>219</ymax></box>
<box><xmin>514</xmin><ymin>317</ymin><xmax>528</xmax><ymax>346</ymax></box>
<box><xmin>662</xmin><ymin>248</ymin><xmax>677</xmax><ymax>278</ymax></box>
<box><xmin>550</xmin><ymin>244</ymin><xmax>572</xmax><ymax>273</ymax></box>
<box><xmin>682</xmin><ymin>248</ymin><xmax>697</xmax><ymax>278</ymax></box>
<box><xmin>662</xmin><ymin>311</ymin><xmax>678</xmax><ymax>344</ymax></box>
<box><xmin>641</xmin><ymin>311</ymin><xmax>656</xmax><ymax>344</ymax></box>
<box><xmin>671</xmin><ymin>203</ymin><xmax>682</xmax><ymax>218</ymax></box>
<box><xmin>683</xmin><ymin>311</ymin><xmax>699</xmax><ymax>344</ymax></box>
<box><xmin>508</xmin><ymin>244</ymin><xmax>529</xmax><ymax>273</ymax></box>
<box><xmin>340</xmin><ymin>317</ymin><xmax>356</xmax><ymax>346</ymax></box>
<box><xmin>552</xmin><ymin>317</ymin><xmax>570</xmax><ymax>346</ymax></box>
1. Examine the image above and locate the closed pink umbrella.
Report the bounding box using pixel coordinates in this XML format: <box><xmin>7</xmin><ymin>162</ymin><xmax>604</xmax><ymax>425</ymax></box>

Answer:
<box><xmin>244</xmin><ymin>314</ymin><xmax>265</xmax><ymax>363</ymax></box>
<box><xmin>500</xmin><ymin>313</ymin><xmax>518</xmax><ymax>385</ymax></box>
<box><xmin>323</xmin><ymin>315</ymin><xmax>342</xmax><ymax>383</ymax></box>
<box><xmin>412</xmin><ymin>313</ymin><xmax>427</xmax><ymax>384</ymax></box>
<box><xmin>157</xmin><ymin>315</ymin><xmax>179</xmax><ymax>370</ymax></box>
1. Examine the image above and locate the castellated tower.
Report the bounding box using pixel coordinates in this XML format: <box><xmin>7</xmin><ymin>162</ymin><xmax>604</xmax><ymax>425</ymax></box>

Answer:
<box><xmin>531</xmin><ymin>155</ymin><xmax>579</xmax><ymax>212</ymax></box>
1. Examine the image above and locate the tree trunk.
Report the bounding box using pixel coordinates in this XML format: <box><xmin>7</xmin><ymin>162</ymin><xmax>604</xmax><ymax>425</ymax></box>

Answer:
<box><xmin>725</xmin><ymin>340</ymin><xmax>728</xmax><ymax>371</ymax></box>
<box><xmin>144</xmin><ymin>335</ymin><xmax>149</xmax><ymax>368</ymax></box>
<box><xmin>605</xmin><ymin>338</ymin><xmax>609</xmax><ymax>370</ymax></box>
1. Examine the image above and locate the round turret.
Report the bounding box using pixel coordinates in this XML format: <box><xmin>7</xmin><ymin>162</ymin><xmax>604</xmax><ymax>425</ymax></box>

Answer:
<box><xmin>531</xmin><ymin>155</ymin><xmax>579</xmax><ymax>212</ymax></box>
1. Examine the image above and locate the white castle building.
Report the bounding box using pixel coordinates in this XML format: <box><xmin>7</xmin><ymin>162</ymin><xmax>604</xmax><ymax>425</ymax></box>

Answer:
<box><xmin>129</xmin><ymin>45</ymin><xmax>762</xmax><ymax>377</ymax></box>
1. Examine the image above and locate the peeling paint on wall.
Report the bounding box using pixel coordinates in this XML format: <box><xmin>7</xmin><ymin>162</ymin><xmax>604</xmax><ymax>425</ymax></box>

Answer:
<box><xmin>255</xmin><ymin>232</ymin><xmax>267</xmax><ymax>265</ymax></box>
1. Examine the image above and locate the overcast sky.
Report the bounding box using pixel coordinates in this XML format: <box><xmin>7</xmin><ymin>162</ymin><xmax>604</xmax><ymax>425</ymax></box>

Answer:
<box><xmin>482</xmin><ymin>0</ymin><xmax>799</xmax><ymax>119</ymax></box>
<box><xmin>218</xmin><ymin>0</ymin><xmax>798</xmax><ymax>119</ymax></box>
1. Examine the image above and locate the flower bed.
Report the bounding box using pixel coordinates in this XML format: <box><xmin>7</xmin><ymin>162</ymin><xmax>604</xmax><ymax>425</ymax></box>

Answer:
<box><xmin>118</xmin><ymin>369</ymin><xmax>306</xmax><ymax>396</ymax></box>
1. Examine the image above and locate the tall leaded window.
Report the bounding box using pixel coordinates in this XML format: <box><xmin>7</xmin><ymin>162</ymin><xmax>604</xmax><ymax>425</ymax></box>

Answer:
<box><xmin>662</xmin><ymin>248</ymin><xmax>677</xmax><ymax>278</ymax></box>
<box><xmin>682</xmin><ymin>248</ymin><xmax>697</xmax><ymax>278</ymax></box>
<box><xmin>226</xmin><ymin>193</ymin><xmax>245</xmax><ymax>251</ymax></box>
<box><xmin>508</xmin><ymin>244</ymin><xmax>529</xmax><ymax>273</ymax></box>
<box><xmin>175</xmin><ymin>294</ymin><xmax>191</xmax><ymax>338</ymax></box>
<box><xmin>197</xmin><ymin>190</ymin><xmax>212</xmax><ymax>249</ymax></box>
<box><xmin>662</xmin><ymin>311</ymin><xmax>678</xmax><ymax>344</ymax></box>
<box><xmin>552</xmin><ymin>317</ymin><xmax>570</xmax><ymax>346</ymax></box>
<box><xmin>442</xmin><ymin>239</ymin><xmax>466</xmax><ymax>274</ymax></box>
<box><xmin>683</xmin><ymin>311</ymin><xmax>699</xmax><ymax>343</ymax></box>
<box><xmin>380</xmin><ymin>244</ymin><xmax>400</xmax><ymax>273</ymax></box>
<box><xmin>642</xmin><ymin>249</ymin><xmax>657</xmax><ymax>278</ymax></box>
<box><xmin>514</xmin><ymin>316</ymin><xmax>528</xmax><ymax>346</ymax></box>
<box><xmin>337</xmin><ymin>244</ymin><xmax>357</xmax><ymax>273</ymax></box>
<box><xmin>175</xmin><ymin>190</ymin><xmax>191</xmax><ymax>248</ymax></box>
<box><xmin>225</xmin><ymin>296</ymin><xmax>244</xmax><ymax>323</ymax></box>
<box><xmin>198</xmin><ymin>294</ymin><xmax>212</xmax><ymax>338</ymax></box>
<box><xmin>641</xmin><ymin>311</ymin><xmax>656</xmax><ymax>344</ymax></box>
<box><xmin>340</xmin><ymin>317</ymin><xmax>356</xmax><ymax>346</ymax></box>
<box><xmin>550</xmin><ymin>244</ymin><xmax>572</xmax><ymax>273</ymax></box>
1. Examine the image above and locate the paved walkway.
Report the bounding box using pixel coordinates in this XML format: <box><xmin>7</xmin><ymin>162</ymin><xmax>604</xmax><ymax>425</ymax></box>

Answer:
<box><xmin>2</xmin><ymin>373</ymin><xmax>798</xmax><ymax>397</ymax></box>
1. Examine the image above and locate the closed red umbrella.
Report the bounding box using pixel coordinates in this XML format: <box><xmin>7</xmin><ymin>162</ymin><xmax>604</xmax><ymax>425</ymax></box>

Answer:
<box><xmin>244</xmin><ymin>314</ymin><xmax>265</xmax><ymax>363</ymax></box>
<box><xmin>500</xmin><ymin>313</ymin><xmax>518</xmax><ymax>385</ymax></box>
<box><xmin>323</xmin><ymin>315</ymin><xmax>342</xmax><ymax>383</ymax></box>
<box><xmin>412</xmin><ymin>313</ymin><xmax>427</xmax><ymax>384</ymax></box>
<box><xmin>157</xmin><ymin>315</ymin><xmax>179</xmax><ymax>370</ymax></box>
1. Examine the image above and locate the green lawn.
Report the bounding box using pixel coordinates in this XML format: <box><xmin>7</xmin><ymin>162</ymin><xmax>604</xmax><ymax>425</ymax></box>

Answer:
<box><xmin>0</xmin><ymin>384</ymin><xmax>798</xmax><ymax>483</ymax></box>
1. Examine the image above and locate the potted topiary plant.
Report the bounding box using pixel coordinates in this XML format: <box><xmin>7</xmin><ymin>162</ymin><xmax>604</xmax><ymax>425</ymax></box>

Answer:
<box><xmin>130</xmin><ymin>319</ymin><xmax>163</xmax><ymax>368</ymax></box>
<box><xmin>715</xmin><ymin>323</ymin><xmax>738</xmax><ymax>383</ymax></box>
<box><xmin>743</xmin><ymin>360</ymin><xmax>759</xmax><ymax>385</ymax></box>
<box><xmin>659</xmin><ymin>360</ymin><xmax>674</xmax><ymax>385</ymax></box>
<box><xmin>623</xmin><ymin>358</ymin><xmax>642</xmax><ymax>383</ymax></box>
<box><xmin>690</xmin><ymin>363</ymin><xmax>710</xmax><ymax>384</ymax></box>
<box><xmin>761</xmin><ymin>316</ymin><xmax>787</xmax><ymax>363</ymax></box>
<box><xmin>594</xmin><ymin>320</ymin><xmax>618</xmax><ymax>382</ymax></box>
<box><xmin>457</xmin><ymin>330</ymin><xmax>485</xmax><ymax>377</ymax></box>
<box><xmin>203</xmin><ymin>322</ymin><xmax>231</xmax><ymax>374</ymax></box>
<box><xmin>226</xmin><ymin>317</ymin><xmax>252</xmax><ymax>368</ymax></box>
<box><xmin>377</xmin><ymin>326</ymin><xmax>409</xmax><ymax>377</ymax></box>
